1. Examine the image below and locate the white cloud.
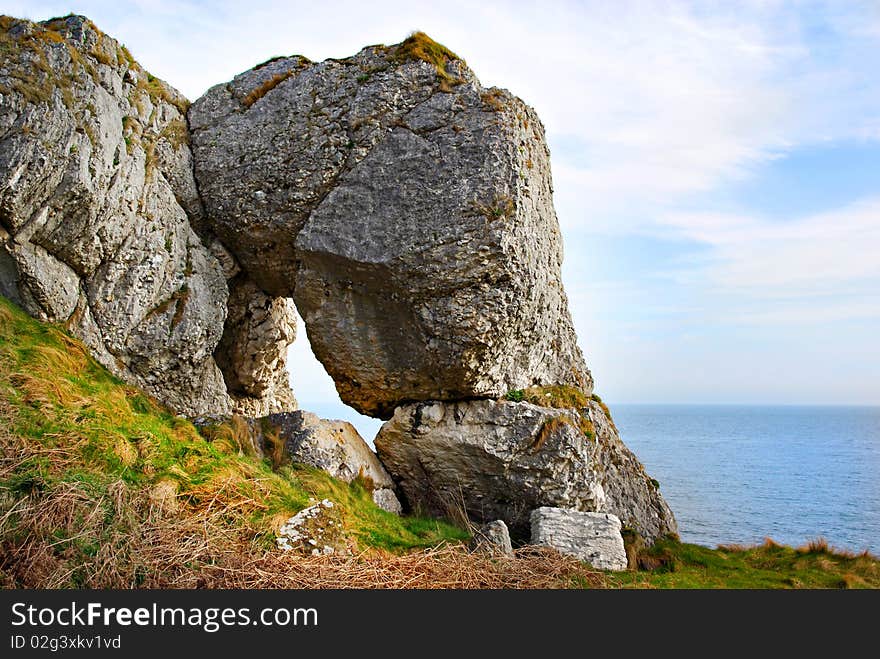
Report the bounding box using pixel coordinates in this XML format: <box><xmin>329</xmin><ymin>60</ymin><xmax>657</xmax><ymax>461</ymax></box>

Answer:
<box><xmin>660</xmin><ymin>198</ymin><xmax>880</xmax><ymax>304</ymax></box>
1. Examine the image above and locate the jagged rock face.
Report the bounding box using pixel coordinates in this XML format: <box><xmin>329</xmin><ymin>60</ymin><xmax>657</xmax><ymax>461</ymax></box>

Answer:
<box><xmin>190</xmin><ymin>37</ymin><xmax>590</xmax><ymax>418</ymax></box>
<box><xmin>215</xmin><ymin>276</ymin><xmax>298</xmax><ymax>416</ymax></box>
<box><xmin>0</xmin><ymin>15</ymin><xmax>227</xmax><ymax>415</ymax></box>
<box><xmin>0</xmin><ymin>15</ymin><xmax>296</xmax><ymax>417</ymax></box>
<box><xmin>375</xmin><ymin>398</ymin><xmax>676</xmax><ymax>541</ymax></box>
<box><xmin>531</xmin><ymin>507</ymin><xmax>628</xmax><ymax>571</ymax></box>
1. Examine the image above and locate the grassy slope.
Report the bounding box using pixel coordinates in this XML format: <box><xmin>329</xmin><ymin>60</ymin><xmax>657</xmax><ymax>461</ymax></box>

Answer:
<box><xmin>0</xmin><ymin>296</ymin><xmax>465</xmax><ymax>587</ymax></box>
<box><xmin>0</xmin><ymin>295</ymin><xmax>876</xmax><ymax>588</ymax></box>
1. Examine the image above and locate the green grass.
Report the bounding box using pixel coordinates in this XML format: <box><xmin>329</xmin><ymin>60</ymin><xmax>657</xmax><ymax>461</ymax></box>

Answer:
<box><xmin>0</xmin><ymin>295</ymin><xmax>466</xmax><ymax>587</ymax></box>
<box><xmin>505</xmin><ymin>384</ymin><xmax>595</xmax><ymax>440</ymax></box>
<box><xmin>298</xmin><ymin>469</ymin><xmax>468</xmax><ymax>551</ymax></box>
<box><xmin>394</xmin><ymin>31</ymin><xmax>462</xmax><ymax>84</ymax></box>
<box><xmin>613</xmin><ymin>537</ymin><xmax>880</xmax><ymax>589</ymax></box>
<box><xmin>518</xmin><ymin>384</ymin><xmax>590</xmax><ymax>410</ymax></box>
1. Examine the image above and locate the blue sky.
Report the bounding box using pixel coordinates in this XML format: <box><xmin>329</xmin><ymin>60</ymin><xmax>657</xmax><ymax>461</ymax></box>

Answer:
<box><xmin>5</xmin><ymin>1</ymin><xmax>878</xmax><ymax>436</ymax></box>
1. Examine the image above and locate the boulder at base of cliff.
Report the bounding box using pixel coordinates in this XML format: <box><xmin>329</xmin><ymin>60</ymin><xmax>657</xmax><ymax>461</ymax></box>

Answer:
<box><xmin>261</xmin><ymin>411</ymin><xmax>402</xmax><ymax>514</ymax></box>
<box><xmin>375</xmin><ymin>396</ymin><xmax>676</xmax><ymax>541</ymax></box>
<box><xmin>276</xmin><ymin>498</ymin><xmax>349</xmax><ymax>555</ymax></box>
<box><xmin>530</xmin><ymin>507</ymin><xmax>628</xmax><ymax>571</ymax></box>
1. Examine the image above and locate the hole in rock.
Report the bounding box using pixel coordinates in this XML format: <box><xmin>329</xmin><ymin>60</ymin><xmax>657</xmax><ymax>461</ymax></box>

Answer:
<box><xmin>286</xmin><ymin>310</ymin><xmax>383</xmax><ymax>445</ymax></box>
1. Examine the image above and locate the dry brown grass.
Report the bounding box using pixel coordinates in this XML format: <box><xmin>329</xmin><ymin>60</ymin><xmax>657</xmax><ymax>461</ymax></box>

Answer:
<box><xmin>190</xmin><ymin>545</ymin><xmax>604</xmax><ymax>589</ymax></box>
<box><xmin>201</xmin><ymin>415</ymin><xmax>258</xmax><ymax>457</ymax></box>
<box><xmin>261</xmin><ymin>421</ymin><xmax>285</xmax><ymax>471</ymax></box>
<box><xmin>799</xmin><ymin>537</ymin><xmax>830</xmax><ymax>554</ymax></box>
<box><xmin>0</xmin><ymin>399</ymin><xmax>602</xmax><ymax>588</ymax></box>
<box><xmin>394</xmin><ymin>31</ymin><xmax>461</xmax><ymax>83</ymax></box>
<box><xmin>243</xmin><ymin>71</ymin><xmax>293</xmax><ymax>108</ymax></box>
<box><xmin>481</xmin><ymin>88</ymin><xmax>506</xmax><ymax>111</ymax></box>
<box><xmin>530</xmin><ymin>416</ymin><xmax>570</xmax><ymax>453</ymax></box>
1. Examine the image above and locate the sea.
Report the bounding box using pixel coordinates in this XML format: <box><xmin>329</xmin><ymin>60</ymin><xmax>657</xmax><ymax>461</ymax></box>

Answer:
<box><xmin>614</xmin><ymin>405</ymin><xmax>880</xmax><ymax>553</ymax></box>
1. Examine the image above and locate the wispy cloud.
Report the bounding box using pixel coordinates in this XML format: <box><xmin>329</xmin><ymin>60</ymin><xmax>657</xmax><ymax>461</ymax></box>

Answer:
<box><xmin>660</xmin><ymin>198</ymin><xmax>880</xmax><ymax>306</ymax></box>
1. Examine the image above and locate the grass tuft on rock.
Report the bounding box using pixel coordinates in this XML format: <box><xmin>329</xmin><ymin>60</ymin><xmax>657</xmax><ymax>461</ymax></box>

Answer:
<box><xmin>242</xmin><ymin>71</ymin><xmax>293</xmax><ymax>108</ymax></box>
<box><xmin>394</xmin><ymin>31</ymin><xmax>462</xmax><ymax>82</ymax></box>
<box><xmin>518</xmin><ymin>384</ymin><xmax>590</xmax><ymax>410</ymax></box>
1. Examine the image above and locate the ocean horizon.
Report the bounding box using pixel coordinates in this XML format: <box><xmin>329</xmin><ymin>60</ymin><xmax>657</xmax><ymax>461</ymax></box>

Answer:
<box><xmin>613</xmin><ymin>403</ymin><xmax>880</xmax><ymax>554</ymax></box>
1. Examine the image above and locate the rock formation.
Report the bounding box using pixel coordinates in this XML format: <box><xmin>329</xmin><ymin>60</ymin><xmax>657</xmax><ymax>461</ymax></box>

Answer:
<box><xmin>531</xmin><ymin>507</ymin><xmax>628</xmax><ymax>571</ymax></box>
<box><xmin>0</xmin><ymin>15</ymin><xmax>297</xmax><ymax>416</ymax></box>
<box><xmin>375</xmin><ymin>396</ymin><xmax>676</xmax><ymax>541</ymax></box>
<box><xmin>214</xmin><ymin>277</ymin><xmax>298</xmax><ymax>416</ymax></box>
<box><xmin>189</xmin><ymin>34</ymin><xmax>590</xmax><ymax>418</ymax></box>
<box><xmin>2</xmin><ymin>17</ymin><xmax>676</xmax><ymax>546</ymax></box>
<box><xmin>470</xmin><ymin>520</ymin><xmax>514</xmax><ymax>558</ymax></box>
<box><xmin>261</xmin><ymin>411</ymin><xmax>401</xmax><ymax>513</ymax></box>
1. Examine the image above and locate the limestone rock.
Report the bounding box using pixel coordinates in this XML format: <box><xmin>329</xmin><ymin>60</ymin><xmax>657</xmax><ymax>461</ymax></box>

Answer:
<box><xmin>0</xmin><ymin>15</ymin><xmax>230</xmax><ymax>415</ymax></box>
<box><xmin>588</xmin><ymin>398</ymin><xmax>676</xmax><ymax>543</ymax></box>
<box><xmin>530</xmin><ymin>507</ymin><xmax>628</xmax><ymax>571</ymax></box>
<box><xmin>277</xmin><ymin>498</ymin><xmax>349</xmax><ymax>555</ymax></box>
<box><xmin>470</xmin><ymin>520</ymin><xmax>514</xmax><ymax>557</ymax></box>
<box><xmin>263</xmin><ymin>411</ymin><xmax>401</xmax><ymax>513</ymax></box>
<box><xmin>190</xmin><ymin>34</ymin><xmax>590</xmax><ymax>418</ymax></box>
<box><xmin>214</xmin><ymin>276</ymin><xmax>298</xmax><ymax>416</ymax></box>
<box><xmin>374</xmin><ymin>398</ymin><xmax>676</xmax><ymax>541</ymax></box>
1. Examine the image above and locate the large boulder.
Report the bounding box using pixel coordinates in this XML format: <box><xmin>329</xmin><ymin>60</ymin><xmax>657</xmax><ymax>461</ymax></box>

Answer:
<box><xmin>0</xmin><ymin>15</ymin><xmax>296</xmax><ymax>416</ymax></box>
<box><xmin>530</xmin><ymin>507</ymin><xmax>628</xmax><ymax>571</ymax></box>
<box><xmin>190</xmin><ymin>33</ymin><xmax>590</xmax><ymax>418</ymax></box>
<box><xmin>374</xmin><ymin>395</ymin><xmax>676</xmax><ymax>541</ymax></box>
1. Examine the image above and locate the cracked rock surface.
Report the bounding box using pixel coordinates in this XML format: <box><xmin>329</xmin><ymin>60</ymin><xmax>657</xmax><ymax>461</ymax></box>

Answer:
<box><xmin>190</xmin><ymin>40</ymin><xmax>591</xmax><ymax>418</ymax></box>
<box><xmin>0</xmin><ymin>15</ymin><xmax>296</xmax><ymax>416</ymax></box>
<box><xmin>375</xmin><ymin>398</ymin><xmax>677</xmax><ymax>541</ymax></box>
<box><xmin>0</xmin><ymin>15</ymin><xmax>229</xmax><ymax>415</ymax></box>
